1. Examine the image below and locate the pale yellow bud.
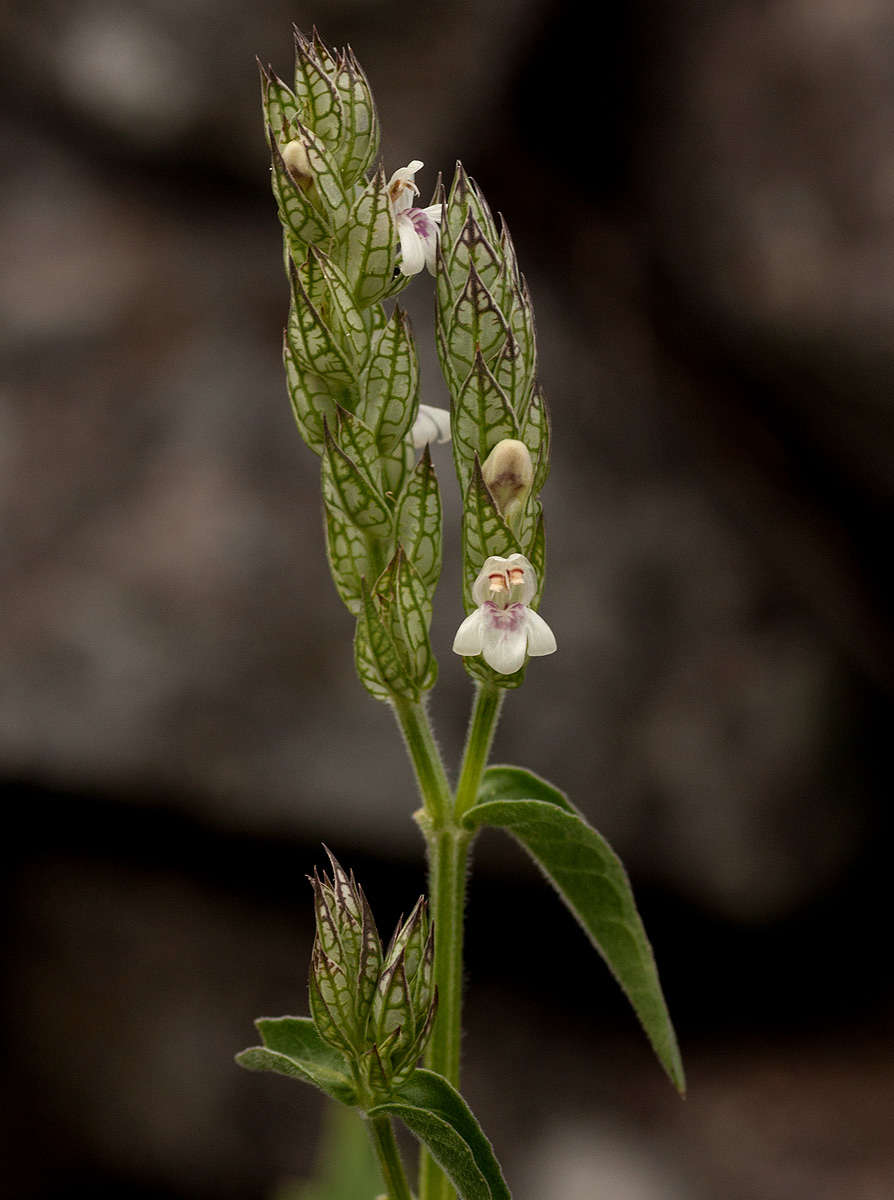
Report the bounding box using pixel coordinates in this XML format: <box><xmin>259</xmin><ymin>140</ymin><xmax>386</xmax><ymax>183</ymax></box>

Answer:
<box><xmin>481</xmin><ymin>439</ymin><xmax>534</xmax><ymax>525</ymax></box>
<box><xmin>281</xmin><ymin>139</ymin><xmax>313</xmax><ymax>191</ymax></box>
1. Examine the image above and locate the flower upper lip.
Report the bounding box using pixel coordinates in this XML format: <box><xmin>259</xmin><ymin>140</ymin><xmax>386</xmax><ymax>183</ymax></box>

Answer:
<box><xmin>387</xmin><ymin>160</ymin><xmax>442</xmax><ymax>276</ymax></box>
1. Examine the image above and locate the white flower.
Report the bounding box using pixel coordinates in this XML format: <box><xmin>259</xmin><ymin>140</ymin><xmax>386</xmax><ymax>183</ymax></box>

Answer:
<box><xmin>411</xmin><ymin>404</ymin><xmax>451</xmax><ymax>450</ymax></box>
<box><xmin>452</xmin><ymin>554</ymin><xmax>557</xmax><ymax>675</ymax></box>
<box><xmin>387</xmin><ymin>160</ymin><xmax>442</xmax><ymax>276</ymax></box>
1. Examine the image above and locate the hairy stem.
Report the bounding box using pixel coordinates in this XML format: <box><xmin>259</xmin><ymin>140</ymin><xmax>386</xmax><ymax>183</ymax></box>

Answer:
<box><xmin>454</xmin><ymin>683</ymin><xmax>504</xmax><ymax>821</ymax></box>
<box><xmin>391</xmin><ymin>696</ymin><xmax>452</xmax><ymax>826</ymax></box>
<box><xmin>368</xmin><ymin>1114</ymin><xmax>414</xmax><ymax>1200</ymax></box>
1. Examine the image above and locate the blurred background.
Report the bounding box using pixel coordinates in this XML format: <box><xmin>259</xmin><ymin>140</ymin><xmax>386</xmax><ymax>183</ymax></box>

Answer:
<box><xmin>2</xmin><ymin>0</ymin><xmax>893</xmax><ymax>1197</ymax></box>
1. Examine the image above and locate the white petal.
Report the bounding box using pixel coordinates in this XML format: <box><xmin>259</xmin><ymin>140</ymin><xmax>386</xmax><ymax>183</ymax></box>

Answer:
<box><xmin>471</xmin><ymin>554</ymin><xmax>522</xmax><ymax>606</ymax></box>
<box><xmin>452</xmin><ymin>609</ymin><xmax>484</xmax><ymax>656</ymax></box>
<box><xmin>421</xmin><ymin>204</ymin><xmax>443</xmax><ymax>223</ymax></box>
<box><xmin>524</xmin><ymin>609</ymin><xmax>557</xmax><ymax>657</ymax></box>
<box><xmin>482</xmin><ymin>624</ymin><xmax>528</xmax><ymax>675</ymax></box>
<box><xmin>398</xmin><ymin>217</ymin><xmax>425</xmax><ymax>276</ymax></box>
<box><xmin>405</xmin><ymin>159</ymin><xmax>424</xmax><ymax>174</ymax></box>
<box><xmin>412</xmin><ymin>404</ymin><xmax>451</xmax><ymax>449</ymax></box>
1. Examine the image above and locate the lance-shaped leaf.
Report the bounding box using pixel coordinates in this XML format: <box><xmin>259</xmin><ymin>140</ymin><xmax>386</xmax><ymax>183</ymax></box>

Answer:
<box><xmin>236</xmin><ymin>1016</ymin><xmax>357</xmax><ymax>1105</ymax></box>
<box><xmin>324</xmin><ymin>502</ymin><xmax>371</xmax><ymax>614</ymax></box>
<box><xmin>396</xmin><ymin>445</ymin><xmax>442</xmax><ymax>592</ymax></box>
<box><xmin>287</xmin><ymin>258</ymin><xmax>356</xmax><ymax>382</ymax></box>
<box><xmin>322</xmin><ymin>422</ymin><xmax>392</xmax><ymax>537</ymax></box>
<box><xmin>283</xmin><ymin>334</ymin><xmax>339</xmax><ymax>455</ymax></box>
<box><xmin>270</xmin><ymin>133</ymin><xmax>330</xmax><ymax>250</ymax></box>
<box><xmin>355</xmin><ymin>579</ymin><xmax>419</xmax><ymax>702</ymax></box>
<box><xmin>375</xmin><ymin>549</ymin><xmax>436</xmax><ymax>690</ymax></box>
<box><xmin>452</xmin><ymin>351</ymin><xmax>517</xmax><ymax>495</ymax></box>
<box><xmin>341</xmin><ymin>166</ymin><xmax>398</xmax><ymax>306</ymax></box>
<box><xmin>311</xmin><ymin>248</ymin><xmax>370</xmax><ymax>367</ymax></box>
<box><xmin>460</xmin><ymin>458</ymin><xmax>523</xmax><ymax>611</ymax></box>
<box><xmin>444</xmin><ymin>266</ymin><xmax>509</xmax><ymax>384</ymax></box>
<box><xmin>293</xmin><ymin>118</ymin><xmax>351</xmax><ymax>235</ymax></box>
<box><xmin>331</xmin><ymin>50</ymin><xmax>380</xmax><ymax>184</ymax></box>
<box><xmin>291</xmin><ymin>28</ymin><xmax>344</xmax><ymax>150</ymax></box>
<box><xmin>463</xmin><ymin>767</ymin><xmax>686</xmax><ymax>1095</ymax></box>
<box><xmin>518</xmin><ymin>384</ymin><xmax>551</xmax><ymax>493</ymax></box>
<box><xmin>359</xmin><ymin>304</ymin><xmax>418</xmax><ymax>450</ymax></box>
<box><xmin>446</xmin><ymin>209</ymin><xmax>502</xmax><ymax>296</ymax></box>
<box><xmin>369</xmin><ymin>1069</ymin><xmax>511</xmax><ymax>1200</ymax></box>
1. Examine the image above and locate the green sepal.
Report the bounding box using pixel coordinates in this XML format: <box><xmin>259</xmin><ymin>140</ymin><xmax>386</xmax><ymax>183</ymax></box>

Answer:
<box><xmin>322</xmin><ymin>420</ymin><xmax>392</xmax><ymax>537</ymax></box>
<box><xmin>451</xmin><ymin>351</ymin><xmax>518</xmax><ymax>496</ymax></box>
<box><xmin>235</xmin><ymin>1015</ymin><xmax>357</xmax><ymax>1106</ymax></box>
<box><xmin>312</xmin><ymin>942</ymin><xmax>361</xmax><ymax>1052</ymax></box>
<box><xmin>259</xmin><ymin>62</ymin><xmax>302</xmax><ymax>149</ymax></box>
<box><xmin>283</xmin><ymin>333</ymin><xmax>340</xmax><ymax>455</ymax></box>
<box><xmin>445</xmin><ymin>162</ymin><xmax>500</xmax><ymax>252</ymax></box>
<box><xmin>287</xmin><ymin>256</ymin><xmax>357</xmax><ymax>383</ymax></box>
<box><xmin>358</xmin><ymin>304</ymin><xmax>418</xmax><ymax>451</ymax></box>
<box><xmin>331</xmin><ymin>48</ymin><xmax>380</xmax><ymax>185</ymax></box>
<box><xmin>354</xmin><ymin>578</ymin><xmax>420</xmax><ymax>702</ymax></box>
<box><xmin>341</xmin><ymin>166</ymin><xmax>398</xmax><ymax>306</ymax></box>
<box><xmin>368</xmin><ymin>1068</ymin><xmax>511</xmax><ymax>1200</ymax></box>
<box><xmin>291</xmin><ymin>28</ymin><xmax>344</xmax><ymax>151</ymax></box>
<box><xmin>460</xmin><ymin>458</ymin><xmax>522</xmax><ymax>611</ymax></box>
<box><xmin>396</xmin><ymin>445</ymin><xmax>443</xmax><ymax>592</ymax></box>
<box><xmin>308</xmin><ymin>954</ymin><xmax>355</xmax><ymax>1057</ymax></box>
<box><xmin>446</xmin><ymin>208</ymin><xmax>502</xmax><ymax>298</ymax></box>
<box><xmin>324</xmin><ymin>502</ymin><xmax>372</xmax><ymax>615</ymax></box>
<box><xmin>443</xmin><ymin>266</ymin><xmax>509</xmax><ymax>385</ymax></box>
<box><xmin>375</xmin><ymin>548</ymin><xmax>437</xmax><ymax>691</ymax></box>
<box><xmin>518</xmin><ymin>384</ymin><xmax>551</xmax><ymax>494</ymax></box>
<box><xmin>463</xmin><ymin>767</ymin><xmax>686</xmax><ymax>1095</ymax></box>
<box><xmin>490</xmin><ymin>332</ymin><xmax>530</xmax><ymax>417</ymax></box>
<box><xmin>269</xmin><ymin>132</ymin><xmax>330</xmax><ymax>250</ymax></box>
<box><xmin>310</xmin><ymin>248</ymin><xmax>370</xmax><ymax>367</ymax></box>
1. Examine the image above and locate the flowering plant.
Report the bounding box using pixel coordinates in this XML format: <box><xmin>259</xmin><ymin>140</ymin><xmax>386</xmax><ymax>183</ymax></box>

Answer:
<box><xmin>238</xmin><ymin>27</ymin><xmax>684</xmax><ymax>1200</ymax></box>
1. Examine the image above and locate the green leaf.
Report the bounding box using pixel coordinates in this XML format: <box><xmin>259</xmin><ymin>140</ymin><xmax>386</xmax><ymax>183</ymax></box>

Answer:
<box><xmin>369</xmin><ymin>1068</ymin><xmax>510</xmax><ymax>1200</ymax></box>
<box><xmin>342</xmin><ymin>167</ymin><xmax>397</xmax><ymax>306</ymax></box>
<box><xmin>460</xmin><ymin>459</ymin><xmax>522</xmax><ymax>610</ymax></box>
<box><xmin>359</xmin><ymin>305</ymin><xmax>418</xmax><ymax>451</ymax></box>
<box><xmin>236</xmin><ymin>1016</ymin><xmax>357</xmax><ymax>1105</ymax></box>
<box><xmin>462</xmin><ymin>769</ymin><xmax>686</xmax><ymax>1095</ymax></box>
<box><xmin>396</xmin><ymin>445</ymin><xmax>442</xmax><ymax>591</ymax></box>
<box><xmin>452</xmin><ymin>351</ymin><xmax>517</xmax><ymax>495</ymax></box>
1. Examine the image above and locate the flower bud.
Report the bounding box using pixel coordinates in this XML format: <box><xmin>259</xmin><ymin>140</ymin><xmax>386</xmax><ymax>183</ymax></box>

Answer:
<box><xmin>281</xmin><ymin>138</ymin><xmax>314</xmax><ymax>191</ymax></box>
<box><xmin>481</xmin><ymin>438</ymin><xmax>533</xmax><ymax>525</ymax></box>
<box><xmin>308</xmin><ymin>851</ymin><xmax>437</xmax><ymax>1097</ymax></box>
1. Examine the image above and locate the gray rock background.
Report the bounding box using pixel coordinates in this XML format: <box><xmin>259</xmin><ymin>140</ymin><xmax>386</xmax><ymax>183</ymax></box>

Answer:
<box><xmin>2</xmin><ymin>1</ymin><xmax>892</xmax><ymax>1198</ymax></box>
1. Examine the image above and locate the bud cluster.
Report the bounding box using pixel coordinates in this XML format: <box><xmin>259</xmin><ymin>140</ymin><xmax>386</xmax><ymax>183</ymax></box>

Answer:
<box><xmin>309</xmin><ymin>851</ymin><xmax>437</xmax><ymax>1099</ymax></box>
<box><xmin>259</xmin><ymin>29</ymin><xmax>443</xmax><ymax>703</ymax></box>
<box><xmin>434</xmin><ymin>166</ymin><xmax>552</xmax><ymax>683</ymax></box>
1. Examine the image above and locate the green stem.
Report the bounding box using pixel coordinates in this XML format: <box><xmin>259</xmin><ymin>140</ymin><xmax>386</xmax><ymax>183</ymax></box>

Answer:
<box><xmin>368</xmin><ymin>1114</ymin><xmax>414</xmax><ymax>1200</ymax></box>
<box><xmin>391</xmin><ymin>696</ymin><xmax>452</xmax><ymax>826</ymax></box>
<box><xmin>454</xmin><ymin>683</ymin><xmax>504</xmax><ymax>821</ymax></box>
<box><xmin>418</xmin><ymin>682</ymin><xmax>506</xmax><ymax>1200</ymax></box>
